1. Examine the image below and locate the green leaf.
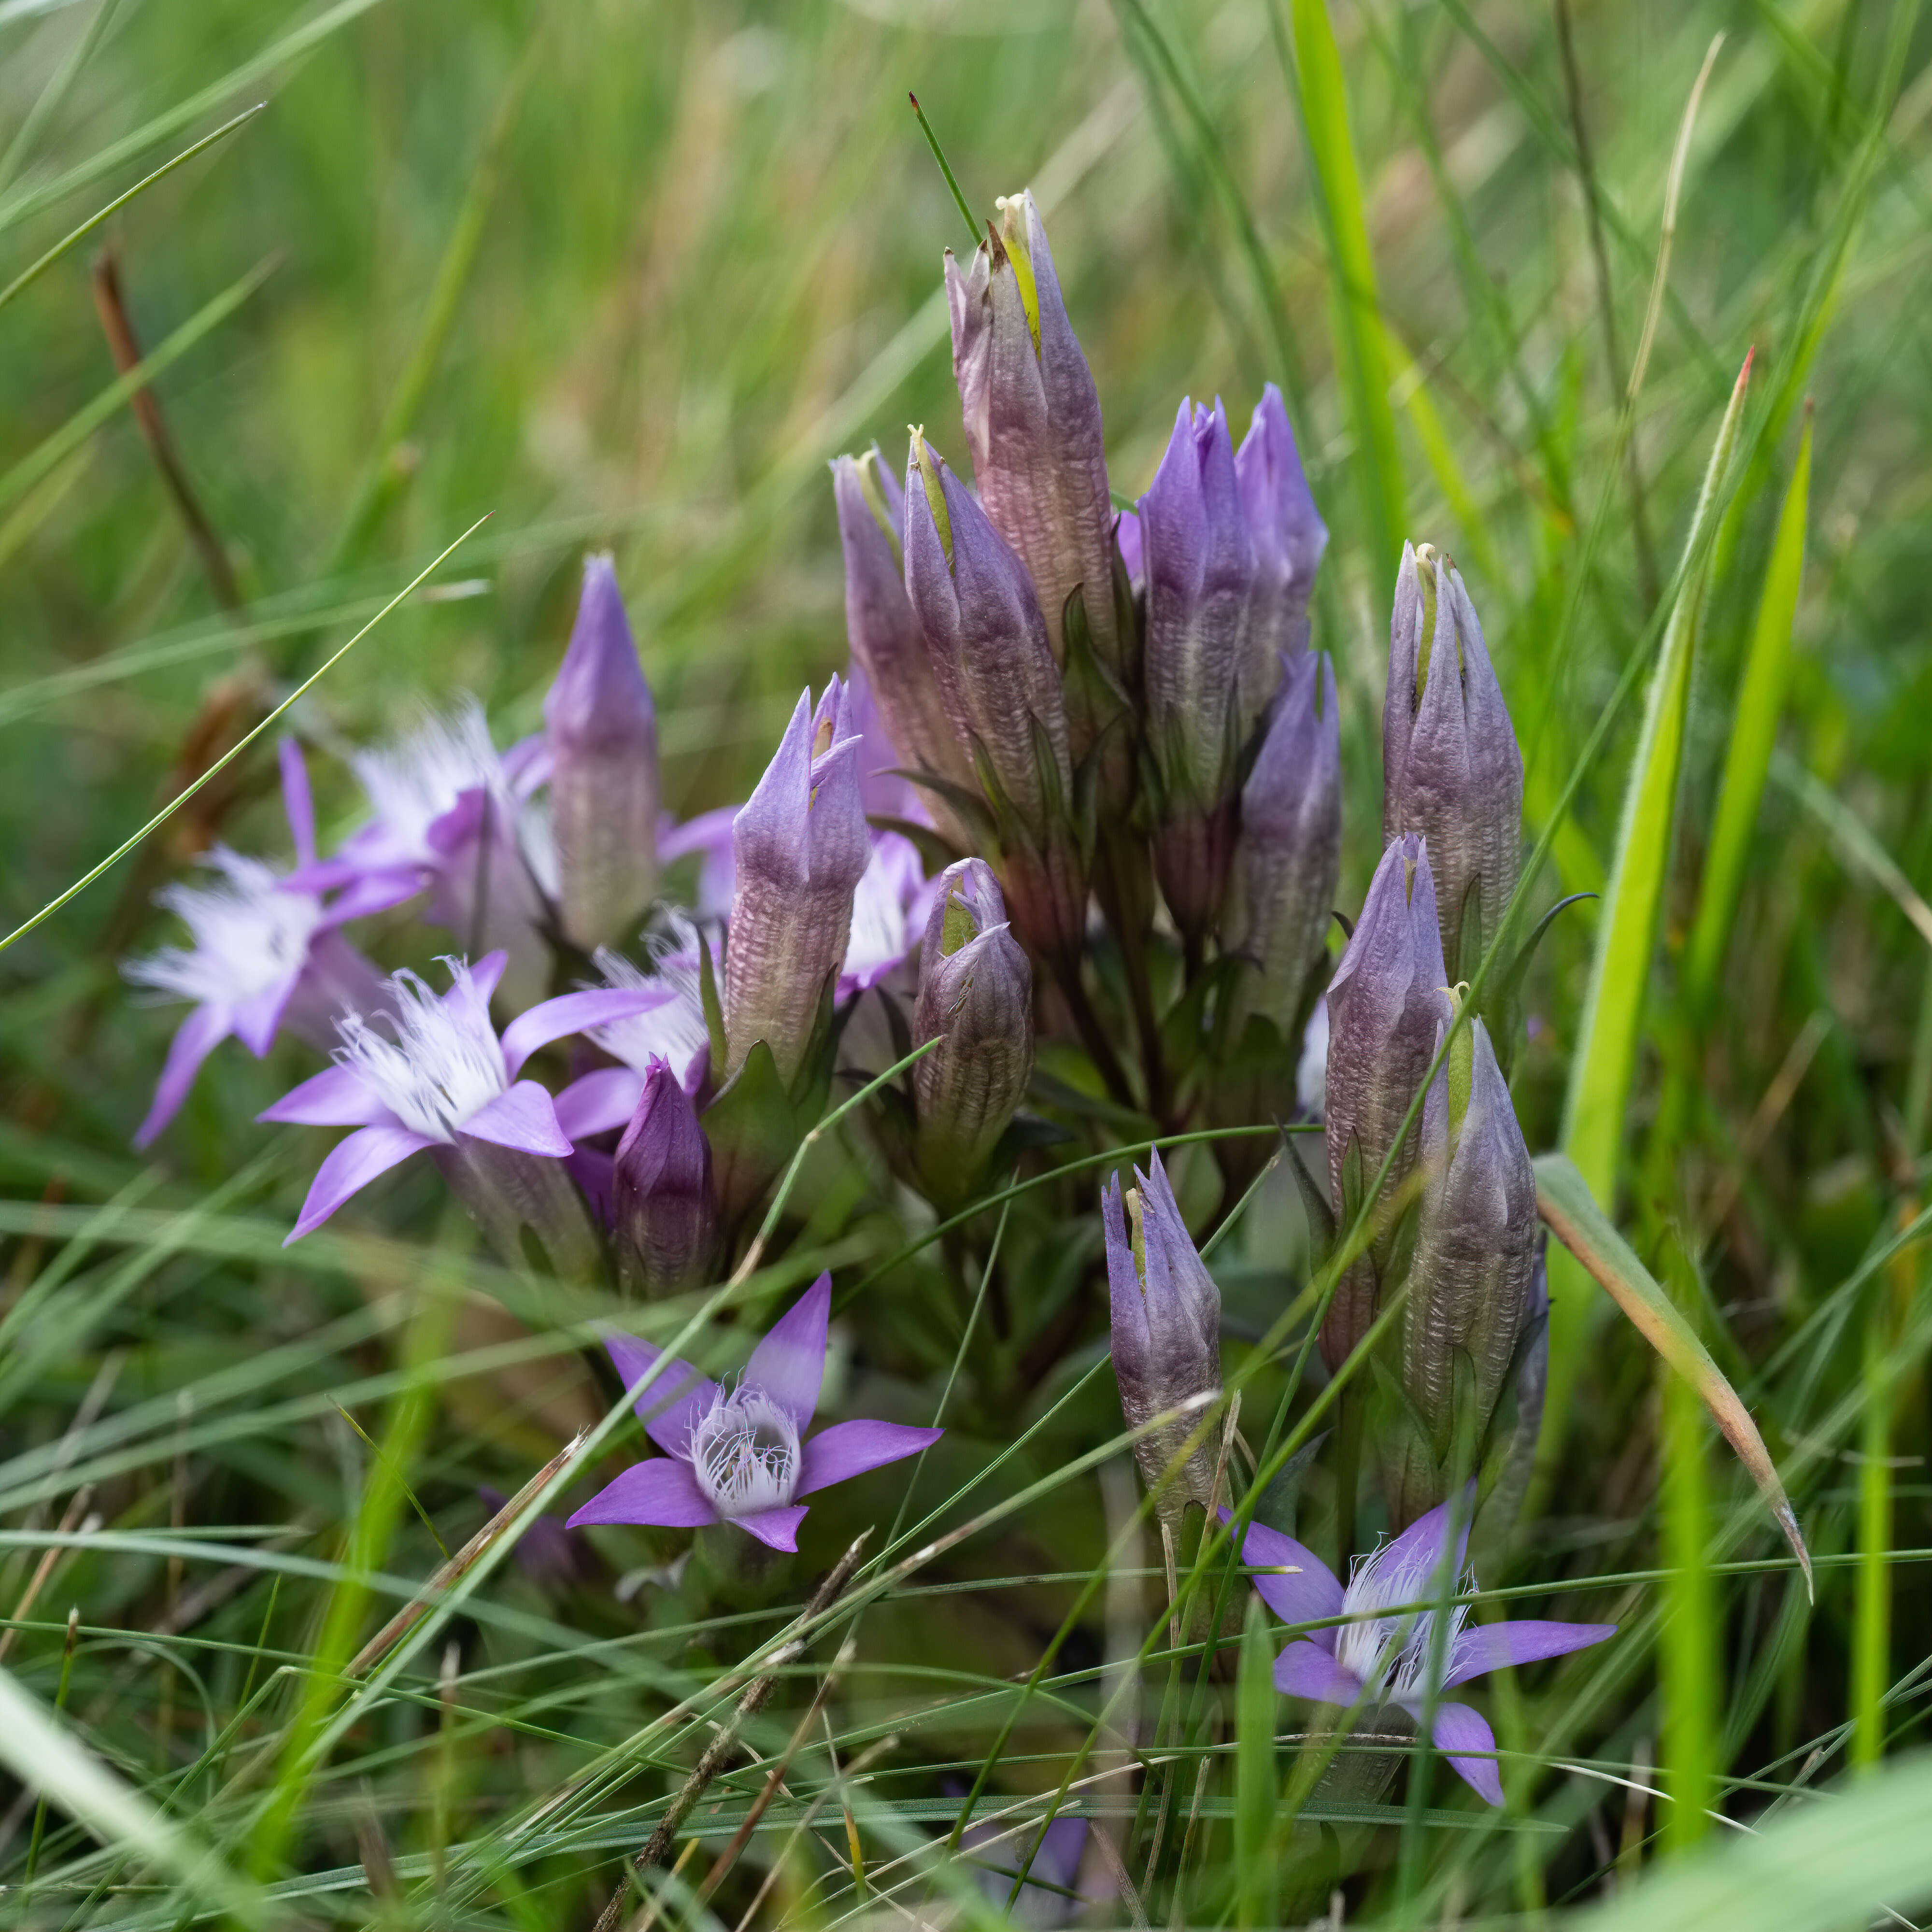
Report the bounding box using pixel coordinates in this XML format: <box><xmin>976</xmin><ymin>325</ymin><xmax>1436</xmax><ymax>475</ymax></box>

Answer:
<box><xmin>1550</xmin><ymin>350</ymin><xmax>1752</xmax><ymax>1401</ymax></box>
<box><xmin>1683</xmin><ymin>409</ymin><xmax>1812</xmax><ymax>1019</ymax></box>
<box><xmin>1533</xmin><ymin>1151</ymin><xmax>1811</xmax><ymax>1595</ymax></box>
<box><xmin>702</xmin><ymin>1040</ymin><xmax>801</xmax><ymax>1227</ymax></box>
<box><xmin>1286</xmin><ymin>0</ymin><xmax>1405</xmax><ymax>606</ymax></box>
<box><xmin>1235</xmin><ymin>1593</ymin><xmax>1279</xmax><ymax>1930</ymax></box>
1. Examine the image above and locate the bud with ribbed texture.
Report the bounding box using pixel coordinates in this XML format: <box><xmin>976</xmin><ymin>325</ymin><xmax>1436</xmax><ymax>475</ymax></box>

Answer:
<box><xmin>831</xmin><ymin>448</ymin><xmax>975</xmax><ymax>846</ymax></box>
<box><xmin>1237</xmin><ymin>383</ymin><xmax>1327</xmax><ymax>662</ymax></box>
<box><xmin>611</xmin><ymin>1055</ymin><xmax>717</xmax><ymax>1299</ymax></box>
<box><xmin>903</xmin><ymin>429</ymin><xmax>1084</xmax><ymax>964</ymax></box>
<box><xmin>1223</xmin><ymin>651</ymin><xmax>1341</xmax><ymax>1040</ymax></box>
<box><xmin>1321</xmin><ymin>834</ymin><xmax>1449</xmax><ymax>1370</ymax></box>
<box><xmin>1379</xmin><ymin>999</ymin><xmax>1537</xmax><ymax>1527</ymax></box>
<box><xmin>723</xmin><ymin>678</ymin><xmax>869</xmax><ymax>1088</ymax></box>
<box><xmin>1139</xmin><ymin>397</ymin><xmax>1264</xmax><ymax>943</ymax></box>
<box><xmin>912</xmin><ymin>859</ymin><xmax>1033</xmax><ymax>1204</ymax></box>
<box><xmin>1106</xmin><ymin>1152</ymin><xmax>1222</xmax><ymax>1529</ymax></box>
<box><xmin>1383</xmin><ymin>544</ymin><xmax>1522</xmax><ymax>983</ymax></box>
<box><xmin>946</xmin><ymin>190</ymin><xmax>1120</xmax><ymax>688</ymax></box>
<box><xmin>544</xmin><ymin>555</ymin><xmax>660</xmax><ymax>951</ymax></box>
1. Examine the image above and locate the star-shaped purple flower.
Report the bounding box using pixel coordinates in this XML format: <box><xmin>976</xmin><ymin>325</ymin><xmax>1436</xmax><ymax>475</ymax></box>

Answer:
<box><xmin>567</xmin><ymin>1274</ymin><xmax>940</xmax><ymax>1553</ymax></box>
<box><xmin>1226</xmin><ymin>1495</ymin><xmax>1614</xmax><ymax>1806</ymax></box>
<box><xmin>258</xmin><ymin>951</ymin><xmax>666</xmax><ymax>1243</ymax></box>
<box><xmin>125</xmin><ymin>740</ymin><xmax>414</xmax><ymax>1149</ymax></box>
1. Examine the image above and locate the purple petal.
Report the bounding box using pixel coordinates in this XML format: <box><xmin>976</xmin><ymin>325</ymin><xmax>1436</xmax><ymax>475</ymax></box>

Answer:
<box><xmin>565</xmin><ymin>1457</ymin><xmax>717</xmax><ymax>1530</ymax></box>
<box><xmin>605</xmin><ymin>1334</ymin><xmax>721</xmax><ymax>1453</ymax></box>
<box><xmin>1221</xmin><ymin>1509</ymin><xmax>1344</xmax><ymax>1640</ymax></box>
<box><xmin>659</xmin><ymin>803</ymin><xmax>738</xmax><ymax>864</ymax></box>
<box><xmin>134</xmin><ymin>1004</ymin><xmax>232</xmax><ymax>1149</ymax></box>
<box><xmin>316</xmin><ymin>866</ymin><xmax>423</xmax><ymax>928</ymax></box>
<box><xmin>1444</xmin><ymin>1619</ymin><xmax>1616</xmax><ymax>1690</ymax></box>
<box><xmin>734</xmin><ymin>1505</ymin><xmax>809</xmax><ymax>1552</ymax></box>
<box><xmin>1400</xmin><ymin>1699</ymin><xmax>1504</xmax><ymax>1807</ymax></box>
<box><xmin>1273</xmin><ymin>1638</ymin><xmax>1366</xmax><ymax>1706</ymax></box>
<box><xmin>459</xmin><ymin>1080</ymin><xmax>572</xmax><ymax>1157</ymax></box>
<box><xmin>258</xmin><ymin>1063</ymin><xmax>398</xmax><ymax>1129</ymax></box>
<box><xmin>279</xmin><ymin>738</ymin><xmax>316</xmax><ymax>867</ymax></box>
<box><xmin>230</xmin><ymin>968</ymin><xmax>303</xmax><ymax>1058</ymax></box>
<box><xmin>285</xmin><ymin>1124</ymin><xmax>434</xmax><ymax>1242</ymax></box>
<box><xmin>795</xmin><ymin>1418</ymin><xmax>942</xmax><ymax>1497</ymax></box>
<box><xmin>554</xmin><ymin>1066</ymin><xmax>646</xmax><ymax>1140</ymax></box>
<box><xmin>502</xmin><ymin>730</ymin><xmax>553</xmax><ymax>796</ymax></box>
<box><xmin>465</xmin><ymin>950</ymin><xmax>510</xmax><ymax>1010</ymax></box>
<box><xmin>1116</xmin><ymin>506</ymin><xmax>1142</xmax><ymax>582</ymax></box>
<box><xmin>568</xmin><ymin>1146</ymin><xmax>616</xmax><ymax>1227</ymax></box>
<box><xmin>744</xmin><ymin>1272</ymin><xmax>831</xmax><ymax>1427</ymax></box>
<box><xmin>501</xmin><ymin>988</ymin><xmax>674</xmax><ymax>1078</ymax></box>
<box><xmin>1378</xmin><ymin>1486</ymin><xmax>1474</xmax><ymax>1596</ymax></box>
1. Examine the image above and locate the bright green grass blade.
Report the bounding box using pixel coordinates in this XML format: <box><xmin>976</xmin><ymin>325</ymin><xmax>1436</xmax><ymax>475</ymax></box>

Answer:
<box><xmin>1234</xmin><ymin>1594</ymin><xmax>1276</xmax><ymax>1930</ymax></box>
<box><xmin>1682</xmin><ymin>407</ymin><xmax>1812</xmax><ymax>1020</ymax></box>
<box><xmin>1852</xmin><ymin>1273</ymin><xmax>1894</xmax><ymax>1772</ymax></box>
<box><xmin>1564</xmin><ymin>1749</ymin><xmax>1932</xmax><ymax>1932</ymax></box>
<box><xmin>1534</xmin><ymin>1151</ymin><xmax>1809</xmax><ymax>1589</ymax></box>
<box><xmin>1285</xmin><ymin>0</ymin><xmax>1404</xmax><ymax>606</ymax></box>
<box><xmin>1548</xmin><ymin>350</ymin><xmax>1753</xmax><ymax>1425</ymax></box>
<box><xmin>1383</xmin><ymin>316</ymin><xmax>1503</xmax><ymax>588</ymax></box>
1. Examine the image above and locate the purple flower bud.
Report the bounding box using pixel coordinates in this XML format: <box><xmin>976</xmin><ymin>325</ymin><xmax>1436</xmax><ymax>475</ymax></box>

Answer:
<box><xmin>724</xmin><ymin>679</ymin><xmax>871</xmax><ymax>1087</ymax></box>
<box><xmin>1383</xmin><ymin>545</ymin><xmax>1522</xmax><ymax>982</ymax></box>
<box><xmin>1106</xmin><ymin>1152</ymin><xmax>1222</xmax><ymax>1526</ymax></box>
<box><xmin>831</xmin><ymin>449</ymin><xmax>976</xmax><ymax>844</ymax></box>
<box><xmin>1236</xmin><ymin>384</ymin><xmax>1327</xmax><ymax>662</ymax></box>
<box><xmin>1224</xmin><ymin>653</ymin><xmax>1341</xmax><ymax>1039</ymax></box>
<box><xmin>1382</xmin><ymin>1007</ymin><xmax>1537</xmax><ymax>1527</ymax></box>
<box><xmin>612</xmin><ymin>1056</ymin><xmax>717</xmax><ymax>1299</ymax></box>
<box><xmin>904</xmin><ymin>430</ymin><xmax>1084</xmax><ymax>962</ymax></box>
<box><xmin>1321</xmin><ymin>835</ymin><xmax>1449</xmax><ymax>1369</ymax></box>
<box><xmin>543</xmin><ymin>555</ymin><xmax>660</xmax><ymax>950</ymax></box>
<box><xmin>1139</xmin><ymin>398</ymin><xmax>1267</xmax><ymax>942</ymax></box>
<box><xmin>946</xmin><ymin>191</ymin><xmax>1120</xmax><ymax>682</ymax></box>
<box><xmin>912</xmin><ymin>860</ymin><xmax>1033</xmax><ymax>1201</ymax></box>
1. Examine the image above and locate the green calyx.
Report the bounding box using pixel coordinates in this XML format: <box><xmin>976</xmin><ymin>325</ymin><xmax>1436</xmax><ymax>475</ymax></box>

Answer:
<box><xmin>1443</xmin><ymin>980</ymin><xmax>1474</xmax><ymax>1149</ymax></box>
<box><xmin>909</xmin><ymin>426</ymin><xmax>953</xmax><ymax>571</ymax></box>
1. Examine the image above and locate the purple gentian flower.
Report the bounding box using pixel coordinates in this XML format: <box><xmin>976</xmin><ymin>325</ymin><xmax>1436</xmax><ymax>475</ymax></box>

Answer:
<box><xmin>961</xmin><ymin>1812</ymin><xmax>1094</xmax><ymax>1928</ymax></box>
<box><xmin>258</xmin><ymin>951</ymin><xmax>664</xmax><ymax>1243</ymax></box>
<box><xmin>1225</xmin><ymin>1496</ymin><xmax>1614</xmax><ymax>1806</ymax></box>
<box><xmin>125</xmin><ymin>740</ymin><xmax>410</xmax><ymax>1148</ymax></box>
<box><xmin>1236</xmin><ymin>383</ymin><xmax>1327</xmax><ymax>663</ymax></box>
<box><xmin>842</xmin><ymin>830</ymin><xmax>932</xmax><ymax>998</ymax></box>
<box><xmin>658</xmin><ymin>803</ymin><xmax>739</xmax><ymax>922</ymax></box>
<box><xmin>567</xmin><ymin>1273</ymin><xmax>941</xmax><ymax>1552</ymax></box>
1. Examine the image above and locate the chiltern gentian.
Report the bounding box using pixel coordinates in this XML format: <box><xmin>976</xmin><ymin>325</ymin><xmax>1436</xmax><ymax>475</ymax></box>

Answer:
<box><xmin>911</xmin><ymin>858</ymin><xmax>1033</xmax><ymax>1202</ymax></box>
<box><xmin>1236</xmin><ymin>383</ymin><xmax>1327</xmax><ymax>664</ymax></box>
<box><xmin>611</xmin><ymin>1055</ymin><xmax>716</xmax><ymax>1299</ymax></box>
<box><xmin>1105</xmin><ymin>1152</ymin><xmax>1222</xmax><ymax>1527</ymax></box>
<box><xmin>1227</xmin><ymin>1496</ymin><xmax>1614</xmax><ymax>1806</ymax></box>
<box><xmin>1382</xmin><ymin>544</ymin><xmax>1522</xmax><ymax>983</ymax></box>
<box><xmin>946</xmin><ymin>190</ymin><xmax>1120</xmax><ymax>688</ymax></box>
<box><xmin>723</xmin><ymin>679</ymin><xmax>870</xmax><ymax>1087</ymax></box>
<box><xmin>1321</xmin><ymin>833</ymin><xmax>1448</xmax><ymax>1370</ymax></box>
<box><xmin>126</xmin><ymin>740</ymin><xmax>405</xmax><ymax>1148</ymax></box>
<box><xmin>568</xmin><ymin>1273</ymin><xmax>941</xmax><ymax>1551</ymax></box>
<box><xmin>258</xmin><ymin>951</ymin><xmax>661</xmax><ymax>1245</ymax></box>
<box><xmin>544</xmin><ymin>554</ymin><xmax>660</xmax><ymax>951</ymax></box>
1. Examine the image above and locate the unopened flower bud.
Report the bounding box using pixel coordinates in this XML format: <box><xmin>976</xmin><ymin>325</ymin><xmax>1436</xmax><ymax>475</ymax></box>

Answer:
<box><xmin>946</xmin><ymin>190</ymin><xmax>1121</xmax><ymax>686</ymax></box>
<box><xmin>724</xmin><ymin>679</ymin><xmax>869</xmax><ymax>1087</ymax></box>
<box><xmin>1224</xmin><ymin>652</ymin><xmax>1341</xmax><ymax>1039</ymax></box>
<box><xmin>1105</xmin><ymin>1153</ymin><xmax>1222</xmax><ymax>1527</ymax></box>
<box><xmin>1383</xmin><ymin>544</ymin><xmax>1522</xmax><ymax>982</ymax></box>
<box><xmin>903</xmin><ymin>429</ymin><xmax>1084</xmax><ymax>962</ymax></box>
<box><xmin>544</xmin><ymin>555</ymin><xmax>660</xmax><ymax>950</ymax></box>
<box><xmin>1236</xmin><ymin>383</ymin><xmax>1327</xmax><ymax>662</ymax></box>
<box><xmin>831</xmin><ymin>449</ymin><xmax>975</xmax><ymax>845</ymax></box>
<box><xmin>612</xmin><ymin>1056</ymin><xmax>717</xmax><ymax>1298</ymax></box>
<box><xmin>1140</xmin><ymin>398</ymin><xmax>1268</xmax><ymax>942</ymax></box>
<box><xmin>912</xmin><ymin>860</ymin><xmax>1033</xmax><ymax>1202</ymax></box>
<box><xmin>1382</xmin><ymin>1003</ymin><xmax>1536</xmax><ymax>1528</ymax></box>
<box><xmin>1321</xmin><ymin>834</ymin><xmax>1449</xmax><ymax>1369</ymax></box>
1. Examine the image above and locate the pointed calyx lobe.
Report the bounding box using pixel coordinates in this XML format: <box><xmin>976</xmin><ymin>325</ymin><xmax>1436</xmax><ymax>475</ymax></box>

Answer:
<box><xmin>946</xmin><ymin>190</ymin><xmax>1120</xmax><ymax>691</ymax></box>
<box><xmin>1382</xmin><ymin>543</ymin><xmax>1522</xmax><ymax>985</ymax></box>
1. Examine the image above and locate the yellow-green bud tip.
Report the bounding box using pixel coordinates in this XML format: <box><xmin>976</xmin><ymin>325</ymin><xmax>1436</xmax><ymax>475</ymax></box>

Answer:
<box><xmin>909</xmin><ymin>425</ymin><xmax>952</xmax><ymax>572</ymax></box>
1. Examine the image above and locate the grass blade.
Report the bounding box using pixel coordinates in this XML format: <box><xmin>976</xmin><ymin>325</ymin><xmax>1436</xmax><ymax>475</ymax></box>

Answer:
<box><xmin>1234</xmin><ymin>1594</ymin><xmax>1276</xmax><ymax>1929</ymax></box>
<box><xmin>1682</xmin><ymin>406</ymin><xmax>1812</xmax><ymax>1019</ymax></box>
<box><xmin>1534</xmin><ymin>1151</ymin><xmax>1810</xmax><ymax>1591</ymax></box>
<box><xmin>1548</xmin><ymin>350</ymin><xmax>1753</xmax><ymax>1420</ymax></box>
<box><xmin>1283</xmin><ymin>0</ymin><xmax>1404</xmax><ymax>605</ymax></box>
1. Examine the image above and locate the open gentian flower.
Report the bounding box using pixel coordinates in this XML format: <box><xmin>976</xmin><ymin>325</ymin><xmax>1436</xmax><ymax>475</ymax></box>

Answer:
<box><xmin>258</xmin><ymin>951</ymin><xmax>664</xmax><ymax>1242</ymax></box>
<box><xmin>1225</xmin><ymin>1496</ymin><xmax>1613</xmax><ymax>1806</ymax></box>
<box><xmin>125</xmin><ymin>740</ymin><xmax>410</xmax><ymax>1148</ymax></box>
<box><xmin>567</xmin><ymin>1274</ymin><xmax>941</xmax><ymax>1552</ymax></box>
